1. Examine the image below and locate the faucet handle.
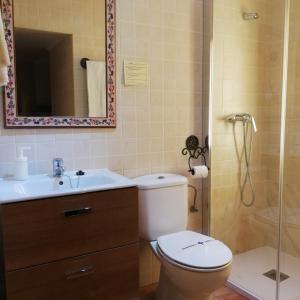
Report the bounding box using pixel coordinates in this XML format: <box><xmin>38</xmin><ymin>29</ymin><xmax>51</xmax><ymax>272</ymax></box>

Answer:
<box><xmin>53</xmin><ymin>158</ymin><xmax>63</xmax><ymax>165</ymax></box>
<box><xmin>53</xmin><ymin>158</ymin><xmax>65</xmax><ymax>177</ymax></box>
<box><xmin>76</xmin><ymin>170</ymin><xmax>85</xmax><ymax>176</ymax></box>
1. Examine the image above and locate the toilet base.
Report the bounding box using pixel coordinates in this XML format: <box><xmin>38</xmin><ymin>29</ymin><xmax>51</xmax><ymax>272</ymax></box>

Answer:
<box><xmin>155</xmin><ymin>268</ymin><xmax>212</xmax><ymax>300</ymax></box>
<box><xmin>149</xmin><ymin>239</ymin><xmax>231</xmax><ymax>300</ymax></box>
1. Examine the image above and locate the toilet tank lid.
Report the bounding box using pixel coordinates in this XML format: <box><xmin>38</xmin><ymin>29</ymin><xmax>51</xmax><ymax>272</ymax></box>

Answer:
<box><xmin>133</xmin><ymin>173</ymin><xmax>187</xmax><ymax>189</ymax></box>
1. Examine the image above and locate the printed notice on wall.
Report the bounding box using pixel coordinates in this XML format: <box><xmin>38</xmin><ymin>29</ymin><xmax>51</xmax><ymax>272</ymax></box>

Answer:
<box><xmin>124</xmin><ymin>60</ymin><xmax>149</xmax><ymax>86</ymax></box>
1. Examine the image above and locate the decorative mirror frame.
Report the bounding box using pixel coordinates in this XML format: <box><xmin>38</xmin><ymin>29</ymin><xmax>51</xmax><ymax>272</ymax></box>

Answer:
<box><xmin>1</xmin><ymin>0</ymin><xmax>116</xmax><ymax>128</ymax></box>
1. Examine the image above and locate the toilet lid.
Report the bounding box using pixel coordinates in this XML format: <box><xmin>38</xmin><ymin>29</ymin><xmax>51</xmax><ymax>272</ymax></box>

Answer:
<box><xmin>157</xmin><ymin>231</ymin><xmax>232</xmax><ymax>269</ymax></box>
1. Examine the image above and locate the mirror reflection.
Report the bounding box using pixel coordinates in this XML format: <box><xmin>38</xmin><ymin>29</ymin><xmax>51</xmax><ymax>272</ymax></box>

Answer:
<box><xmin>13</xmin><ymin>0</ymin><xmax>107</xmax><ymax>118</ymax></box>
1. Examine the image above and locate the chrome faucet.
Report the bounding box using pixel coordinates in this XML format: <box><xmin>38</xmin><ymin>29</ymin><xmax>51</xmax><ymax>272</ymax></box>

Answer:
<box><xmin>53</xmin><ymin>158</ymin><xmax>65</xmax><ymax>177</ymax></box>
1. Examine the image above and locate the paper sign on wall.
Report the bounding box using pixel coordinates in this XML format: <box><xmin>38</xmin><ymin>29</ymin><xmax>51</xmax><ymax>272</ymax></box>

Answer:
<box><xmin>124</xmin><ymin>60</ymin><xmax>149</xmax><ymax>86</ymax></box>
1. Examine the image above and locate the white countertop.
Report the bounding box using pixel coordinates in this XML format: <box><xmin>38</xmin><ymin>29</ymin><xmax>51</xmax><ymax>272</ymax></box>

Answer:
<box><xmin>0</xmin><ymin>169</ymin><xmax>137</xmax><ymax>204</ymax></box>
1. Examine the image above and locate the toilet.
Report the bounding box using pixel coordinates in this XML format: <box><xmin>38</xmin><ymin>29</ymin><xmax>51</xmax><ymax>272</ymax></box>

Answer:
<box><xmin>134</xmin><ymin>174</ymin><xmax>232</xmax><ymax>300</ymax></box>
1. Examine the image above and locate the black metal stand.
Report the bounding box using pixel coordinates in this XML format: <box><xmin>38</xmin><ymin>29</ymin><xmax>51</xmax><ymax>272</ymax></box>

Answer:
<box><xmin>181</xmin><ymin>135</ymin><xmax>209</xmax><ymax>174</ymax></box>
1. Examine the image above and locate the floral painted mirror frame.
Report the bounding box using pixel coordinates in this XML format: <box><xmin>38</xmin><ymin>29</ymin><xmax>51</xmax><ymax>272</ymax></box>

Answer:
<box><xmin>1</xmin><ymin>0</ymin><xmax>116</xmax><ymax>128</ymax></box>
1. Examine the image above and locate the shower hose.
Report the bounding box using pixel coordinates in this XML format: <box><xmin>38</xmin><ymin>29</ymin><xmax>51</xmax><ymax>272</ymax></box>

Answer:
<box><xmin>241</xmin><ymin>120</ymin><xmax>256</xmax><ymax>207</ymax></box>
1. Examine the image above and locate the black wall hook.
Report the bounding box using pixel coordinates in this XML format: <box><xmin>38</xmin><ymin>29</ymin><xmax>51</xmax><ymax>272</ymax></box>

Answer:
<box><xmin>181</xmin><ymin>135</ymin><xmax>209</xmax><ymax>174</ymax></box>
<box><xmin>80</xmin><ymin>58</ymin><xmax>90</xmax><ymax>69</ymax></box>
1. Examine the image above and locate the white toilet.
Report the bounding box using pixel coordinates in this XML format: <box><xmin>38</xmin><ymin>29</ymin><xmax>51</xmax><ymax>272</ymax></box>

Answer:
<box><xmin>134</xmin><ymin>174</ymin><xmax>232</xmax><ymax>300</ymax></box>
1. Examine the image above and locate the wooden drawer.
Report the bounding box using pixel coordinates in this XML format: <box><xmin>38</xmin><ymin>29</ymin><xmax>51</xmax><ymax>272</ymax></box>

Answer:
<box><xmin>6</xmin><ymin>244</ymin><xmax>139</xmax><ymax>300</ymax></box>
<box><xmin>2</xmin><ymin>187</ymin><xmax>138</xmax><ymax>271</ymax></box>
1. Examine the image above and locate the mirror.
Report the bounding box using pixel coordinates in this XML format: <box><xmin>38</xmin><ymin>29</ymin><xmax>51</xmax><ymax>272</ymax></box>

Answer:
<box><xmin>1</xmin><ymin>0</ymin><xmax>116</xmax><ymax>128</ymax></box>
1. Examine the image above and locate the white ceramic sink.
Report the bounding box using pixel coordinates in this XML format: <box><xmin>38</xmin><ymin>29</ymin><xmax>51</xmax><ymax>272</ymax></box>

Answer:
<box><xmin>73</xmin><ymin>172</ymin><xmax>115</xmax><ymax>188</ymax></box>
<box><xmin>0</xmin><ymin>169</ymin><xmax>136</xmax><ymax>203</ymax></box>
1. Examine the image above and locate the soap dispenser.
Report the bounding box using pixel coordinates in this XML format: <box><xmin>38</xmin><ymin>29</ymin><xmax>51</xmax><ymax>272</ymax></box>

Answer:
<box><xmin>14</xmin><ymin>146</ymin><xmax>31</xmax><ymax>180</ymax></box>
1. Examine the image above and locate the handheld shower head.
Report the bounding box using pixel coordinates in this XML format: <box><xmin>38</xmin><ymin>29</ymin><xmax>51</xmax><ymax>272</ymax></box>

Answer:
<box><xmin>226</xmin><ymin>112</ymin><xmax>257</xmax><ymax>207</ymax></box>
<box><xmin>251</xmin><ymin>116</ymin><xmax>257</xmax><ymax>133</ymax></box>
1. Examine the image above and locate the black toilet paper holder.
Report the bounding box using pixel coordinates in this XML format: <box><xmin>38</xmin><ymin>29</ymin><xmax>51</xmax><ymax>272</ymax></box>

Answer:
<box><xmin>181</xmin><ymin>135</ymin><xmax>209</xmax><ymax>174</ymax></box>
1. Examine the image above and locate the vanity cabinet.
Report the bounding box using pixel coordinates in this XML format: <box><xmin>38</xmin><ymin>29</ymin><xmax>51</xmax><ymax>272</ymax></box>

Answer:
<box><xmin>0</xmin><ymin>187</ymin><xmax>139</xmax><ymax>300</ymax></box>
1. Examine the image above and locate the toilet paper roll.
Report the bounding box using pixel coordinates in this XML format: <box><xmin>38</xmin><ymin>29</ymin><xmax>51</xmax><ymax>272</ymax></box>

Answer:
<box><xmin>191</xmin><ymin>165</ymin><xmax>208</xmax><ymax>178</ymax></box>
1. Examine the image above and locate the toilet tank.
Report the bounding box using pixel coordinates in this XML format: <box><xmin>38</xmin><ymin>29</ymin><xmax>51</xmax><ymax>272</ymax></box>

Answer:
<box><xmin>134</xmin><ymin>174</ymin><xmax>188</xmax><ymax>241</ymax></box>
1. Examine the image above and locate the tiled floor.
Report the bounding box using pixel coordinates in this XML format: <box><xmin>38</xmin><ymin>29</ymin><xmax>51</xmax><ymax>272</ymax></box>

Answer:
<box><xmin>140</xmin><ymin>284</ymin><xmax>248</xmax><ymax>300</ymax></box>
<box><xmin>212</xmin><ymin>287</ymin><xmax>248</xmax><ymax>300</ymax></box>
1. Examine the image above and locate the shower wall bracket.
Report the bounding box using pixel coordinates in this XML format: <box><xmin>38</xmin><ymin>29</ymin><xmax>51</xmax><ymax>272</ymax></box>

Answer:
<box><xmin>181</xmin><ymin>135</ymin><xmax>209</xmax><ymax>174</ymax></box>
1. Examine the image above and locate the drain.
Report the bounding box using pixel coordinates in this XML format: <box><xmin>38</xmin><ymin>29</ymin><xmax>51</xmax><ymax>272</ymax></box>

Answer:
<box><xmin>263</xmin><ymin>269</ymin><xmax>289</xmax><ymax>282</ymax></box>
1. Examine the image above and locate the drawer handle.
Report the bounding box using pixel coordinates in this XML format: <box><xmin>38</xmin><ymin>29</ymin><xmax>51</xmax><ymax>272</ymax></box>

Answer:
<box><xmin>64</xmin><ymin>207</ymin><xmax>92</xmax><ymax>217</ymax></box>
<box><xmin>65</xmin><ymin>266</ymin><xmax>94</xmax><ymax>280</ymax></box>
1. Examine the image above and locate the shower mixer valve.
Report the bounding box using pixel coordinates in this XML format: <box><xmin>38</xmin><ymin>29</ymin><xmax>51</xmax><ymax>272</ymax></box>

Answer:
<box><xmin>226</xmin><ymin>113</ymin><xmax>257</xmax><ymax>133</ymax></box>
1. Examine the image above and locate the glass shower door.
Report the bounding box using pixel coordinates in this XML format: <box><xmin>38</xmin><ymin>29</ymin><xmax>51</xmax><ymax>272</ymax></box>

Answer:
<box><xmin>280</xmin><ymin>0</ymin><xmax>300</xmax><ymax>298</ymax></box>
<box><xmin>209</xmin><ymin>0</ymin><xmax>287</xmax><ymax>299</ymax></box>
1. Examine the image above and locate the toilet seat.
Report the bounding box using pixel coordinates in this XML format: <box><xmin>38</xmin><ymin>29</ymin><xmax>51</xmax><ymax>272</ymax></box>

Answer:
<box><xmin>157</xmin><ymin>231</ymin><xmax>232</xmax><ymax>271</ymax></box>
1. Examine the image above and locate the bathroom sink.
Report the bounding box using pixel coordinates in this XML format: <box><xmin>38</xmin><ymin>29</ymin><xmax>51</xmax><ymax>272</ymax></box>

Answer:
<box><xmin>14</xmin><ymin>178</ymin><xmax>70</xmax><ymax>195</ymax></box>
<box><xmin>0</xmin><ymin>169</ymin><xmax>136</xmax><ymax>203</ymax></box>
<box><xmin>70</xmin><ymin>172</ymin><xmax>115</xmax><ymax>188</ymax></box>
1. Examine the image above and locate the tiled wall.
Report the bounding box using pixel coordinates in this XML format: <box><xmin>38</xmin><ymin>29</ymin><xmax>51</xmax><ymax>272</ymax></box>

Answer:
<box><xmin>117</xmin><ymin>0</ymin><xmax>204</xmax><ymax>285</ymax></box>
<box><xmin>210</xmin><ymin>0</ymin><xmax>285</xmax><ymax>254</ymax></box>
<box><xmin>0</xmin><ymin>0</ymin><xmax>204</xmax><ymax>287</ymax></box>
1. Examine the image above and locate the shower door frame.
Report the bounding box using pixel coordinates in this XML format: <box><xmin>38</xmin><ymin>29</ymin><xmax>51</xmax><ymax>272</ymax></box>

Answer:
<box><xmin>276</xmin><ymin>0</ymin><xmax>290</xmax><ymax>298</ymax></box>
<box><xmin>202</xmin><ymin>0</ymin><xmax>214</xmax><ymax>236</ymax></box>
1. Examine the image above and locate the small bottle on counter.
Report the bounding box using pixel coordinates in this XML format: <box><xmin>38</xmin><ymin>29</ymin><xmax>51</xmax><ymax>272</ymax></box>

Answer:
<box><xmin>14</xmin><ymin>146</ymin><xmax>31</xmax><ymax>180</ymax></box>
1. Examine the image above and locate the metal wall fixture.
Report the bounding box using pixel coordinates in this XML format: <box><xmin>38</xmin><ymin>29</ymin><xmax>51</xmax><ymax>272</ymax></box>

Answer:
<box><xmin>181</xmin><ymin>135</ymin><xmax>209</xmax><ymax>174</ymax></box>
<box><xmin>80</xmin><ymin>57</ymin><xmax>90</xmax><ymax>69</ymax></box>
<box><xmin>226</xmin><ymin>113</ymin><xmax>257</xmax><ymax>132</ymax></box>
<box><xmin>188</xmin><ymin>184</ymin><xmax>199</xmax><ymax>212</ymax></box>
<box><xmin>243</xmin><ymin>12</ymin><xmax>259</xmax><ymax>21</ymax></box>
<box><xmin>225</xmin><ymin>113</ymin><xmax>257</xmax><ymax>207</ymax></box>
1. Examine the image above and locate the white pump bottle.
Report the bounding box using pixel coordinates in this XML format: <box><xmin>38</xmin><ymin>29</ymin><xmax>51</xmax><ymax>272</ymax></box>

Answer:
<box><xmin>14</xmin><ymin>146</ymin><xmax>31</xmax><ymax>180</ymax></box>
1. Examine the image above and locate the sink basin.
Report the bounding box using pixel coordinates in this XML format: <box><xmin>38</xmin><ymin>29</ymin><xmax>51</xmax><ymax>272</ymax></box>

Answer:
<box><xmin>0</xmin><ymin>169</ymin><xmax>136</xmax><ymax>203</ymax></box>
<box><xmin>68</xmin><ymin>173</ymin><xmax>115</xmax><ymax>188</ymax></box>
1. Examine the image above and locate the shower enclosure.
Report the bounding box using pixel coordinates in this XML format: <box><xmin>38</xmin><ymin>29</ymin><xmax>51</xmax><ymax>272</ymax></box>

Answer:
<box><xmin>206</xmin><ymin>0</ymin><xmax>300</xmax><ymax>299</ymax></box>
